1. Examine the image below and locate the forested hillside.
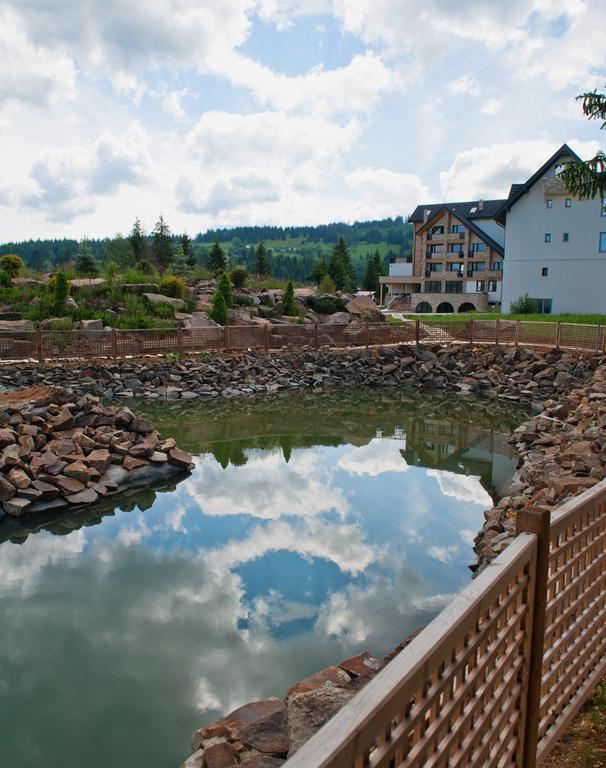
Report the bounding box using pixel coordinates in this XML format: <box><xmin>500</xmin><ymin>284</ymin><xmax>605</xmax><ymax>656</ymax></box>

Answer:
<box><xmin>0</xmin><ymin>216</ymin><xmax>413</xmax><ymax>284</ymax></box>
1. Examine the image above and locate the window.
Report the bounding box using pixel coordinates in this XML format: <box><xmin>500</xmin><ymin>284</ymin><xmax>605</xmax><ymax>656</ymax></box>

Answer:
<box><xmin>563</xmin><ymin>232</ymin><xmax>569</xmax><ymax>242</ymax></box>
<box><xmin>428</xmin><ymin>262</ymin><xmax>443</xmax><ymax>272</ymax></box>
<box><xmin>488</xmin><ymin>280</ymin><xmax>498</xmax><ymax>292</ymax></box>
<box><xmin>541</xmin><ymin>267</ymin><xmax>549</xmax><ymax>277</ymax></box>
<box><xmin>531</xmin><ymin>298</ymin><xmax>553</xmax><ymax>315</ymax></box>
<box><xmin>425</xmin><ymin>280</ymin><xmax>442</xmax><ymax>293</ymax></box>
<box><xmin>471</xmin><ymin>242</ymin><xmax>487</xmax><ymax>252</ymax></box>
<box><xmin>470</xmin><ymin>262</ymin><xmax>486</xmax><ymax>272</ymax></box>
<box><xmin>601</xmin><ymin>197</ymin><xmax>606</xmax><ymax>216</ymax></box>
<box><xmin>492</xmin><ymin>261</ymin><xmax>503</xmax><ymax>271</ymax></box>
<box><xmin>546</xmin><ymin>199</ymin><xmax>553</xmax><ymax>209</ymax></box>
<box><xmin>475</xmin><ymin>281</ymin><xmax>485</xmax><ymax>292</ymax></box>
<box><xmin>565</xmin><ymin>198</ymin><xmax>572</xmax><ymax>208</ymax></box>
<box><xmin>451</xmin><ymin>224</ymin><xmax>465</xmax><ymax>234</ymax></box>
<box><xmin>545</xmin><ymin>233</ymin><xmax>551</xmax><ymax>243</ymax></box>
<box><xmin>445</xmin><ymin>282</ymin><xmax>463</xmax><ymax>294</ymax></box>
<box><xmin>447</xmin><ymin>263</ymin><xmax>463</xmax><ymax>272</ymax></box>
<box><xmin>430</xmin><ymin>225</ymin><xmax>444</xmax><ymax>235</ymax></box>
<box><xmin>428</xmin><ymin>244</ymin><xmax>442</xmax><ymax>254</ymax></box>
<box><xmin>449</xmin><ymin>243</ymin><xmax>464</xmax><ymax>253</ymax></box>
<box><xmin>600</xmin><ymin>232</ymin><xmax>606</xmax><ymax>252</ymax></box>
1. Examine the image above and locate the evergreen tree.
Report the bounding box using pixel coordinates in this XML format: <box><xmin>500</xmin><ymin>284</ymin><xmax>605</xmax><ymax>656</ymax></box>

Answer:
<box><xmin>169</xmin><ymin>245</ymin><xmax>189</xmax><ymax>276</ymax></box>
<box><xmin>362</xmin><ymin>250</ymin><xmax>385</xmax><ymax>295</ymax></box>
<box><xmin>75</xmin><ymin>240</ymin><xmax>98</xmax><ymax>276</ymax></box>
<box><xmin>254</xmin><ymin>242</ymin><xmax>269</xmax><ymax>276</ymax></box>
<box><xmin>282</xmin><ymin>281</ymin><xmax>296</xmax><ymax>315</ymax></box>
<box><xmin>130</xmin><ymin>217</ymin><xmax>146</xmax><ymax>261</ymax></box>
<box><xmin>218</xmin><ymin>272</ymin><xmax>233</xmax><ymax>308</ymax></box>
<box><xmin>54</xmin><ymin>272</ymin><xmax>69</xmax><ymax>313</ymax></box>
<box><xmin>207</xmin><ymin>240</ymin><xmax>226</xmax><ymax>275</ymax></box>
<box><xmin>560</xmin><ymin>88</ymin><xmax>606</xmax><ymax>199</ymax></box>
<box><xmin>210</xmin><ymin>288</ymin><xmax>229</xmax><ymax>325</ymax></box>
<box><xmin>181</xmin><ymin>232</ymin><xmax>196</xmax><ymax>268</ymax></box>
<box><xmin>103</xmin><ymin>234</ymin><xmax>135</xmax><ymax>268</ymax></box>
<box><xmin>328</xmin><ymin>237</ymin><xmax>356</xmax><ymax>292</ymax></box>
<box><xmin>310</xmin><ymin>257</ymin><xmax>329</xmax><ymax>284</ymax></box>
<box><xmin>152</xmin><ymin>214</ymin><xmax>173</xmax><ymax>271</ymax></box>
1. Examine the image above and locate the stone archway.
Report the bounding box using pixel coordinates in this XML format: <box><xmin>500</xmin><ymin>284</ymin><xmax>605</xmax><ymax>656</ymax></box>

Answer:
<box><xmin>415</xmin><ymin>301</ymin><xmax>433</xmax><ymax>313</ymax></box>
<box><xmin>436</xmin><ymin>302</ymin><xmax>454</xmax><ymax>313</ymax></box>
<box><xmin>458</xmin><ymin>302</ymin><xmax>476</xmax><ymax>312</ymax></box>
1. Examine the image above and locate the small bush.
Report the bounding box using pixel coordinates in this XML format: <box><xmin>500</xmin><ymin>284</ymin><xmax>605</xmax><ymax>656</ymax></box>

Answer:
<box><xmin>0</xmin><ymin>272</ymin><xmax>11</xmax><ymax>288</ymax></box>
<box><xmin>509</xmin><ymin>294</ymin><xmax>536</xmax><ymax>314</ymax></box>
<box><xmin>135</xmin><ymin>259</ymin><xmax>156</xmax><ymax>276</ymax></box>
<box><xmin>218</xmin><ymin>273</ymin><xmax>233</xmax><ymax>309</ymax></box>
<box><xmin>158</xmin><ymin>274</ymin><xmax>186</xmax><ymax>299</ymax></box>
<box><xmin>230</xmin><ymin>267</ymin><xmax>248</xmax><ymax>289</ymax></box>
<box><xmin>151</xmin><ymin>302</ymin><xmax>176</xmax><ymax>319</ymax></box>
<box><xmin>54</xmin><ymin>272</ymin><xmax>70</xmax><ymax>314</ymax></box>
<box><xmin>0</xmin><ymin>254</ymin><xmax>24</xmax><ymax>277</ymax></box>
<box><xmin>282</xmin><ymin>281</ymin><xmax>296</xmax><ymax>316</ymax></box>
<box><xmin>318</xmin><ymin>274</ymin><xmax>336</xmax><ymax>295</ymax></box>
<box><xmin>313</xmin><ymin>296</ymin><xmax>346</xmax><ymax>314</ymax></box>
<box><xmin>233</xmin><ymin>293</ymin><xmax>256</xmax><ymax>307</ymax></box>
<box><xmin>210</xmin><ymin>289</ymin><xmax>229</xmax><ymax>325</ymax></box>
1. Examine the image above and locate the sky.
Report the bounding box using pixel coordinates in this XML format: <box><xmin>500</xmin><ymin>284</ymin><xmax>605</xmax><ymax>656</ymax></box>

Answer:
<box><xmin>0</xmin><ymin>0</ymin><xmax>605</xmax><ymax>241</ymax></box>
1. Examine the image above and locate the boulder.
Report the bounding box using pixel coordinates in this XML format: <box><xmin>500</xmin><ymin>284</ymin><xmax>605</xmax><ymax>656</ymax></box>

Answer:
<box><xmin>326</xmin><ymin>312</ymin><xmax>351</xmax><ymax>325</ymax></box>
<box><xmin>143</xmin><ymin>293</ymin><xmax>185</xmax><ymax>310</ymax></box>
<box><xmin>70</xmin><ymin>278</ymin><xmax>106</xmax><ymax>289</ymax></box>
<box><xmin>345</xmin><ymin>296</ymin><xmax>383</xmax><ymax>322</ymax></box>
<box><xmin>4</xmin><ymin>496</ymin><xmax>31</xmax><ymax>516</ymax></box>
<box><xmin>192</xmin><ymin>699</ymin><xmax>284</xmax><ymax>751</ymax></box>
<box><xmin>0</xmin><ymin>319</ymin><xmax>34</xmax><ymax>332</ymax></box>
<box><xmin>78</xmin><ymin>319</ymin><xmax>104</xmax><ymax>331</ymax></box>
<box><xmin>121</xmin><ymin>283</ymin><xmax>159</xmax><ymax>294</ymax></box>
<box><xmin>169</xmin><ymin>447</ymin><xmax>193</xmax><ymax>468</ymax></box>
<box><xmin>285</xmin><ymin>666</ymin><xmax>350</xmax><ymax>700</ymax></box>
<box><xmin>180</xmin><ymin>312</ymin><xmax>220</xmax><ymax>329</ymax></box>
<box><xmin>287</xmin><ymin>687</ymin><xmax>356</xmax><ymax>756</ymax></box>
<box><xmin>66</xmin><ymin>296</ymin><xmax>78</xmax><ymax>309</ymax></box>
<box><xmin>39</xmin><ymin>318</ymin><xmax>71</xmax><ymax>330</ymax></box>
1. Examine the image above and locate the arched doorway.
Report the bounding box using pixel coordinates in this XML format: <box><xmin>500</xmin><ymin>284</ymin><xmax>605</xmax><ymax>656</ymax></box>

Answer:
<box><xmin>458</xmin><ymin>302</ymin><xmax>476</xmax><ymax>312</ymax></box>
<box><xmin>436</xmin><ymin>302</ymin><xmax>454</xmax><ymax>313</ymax></box>
<box><xmin>415</xmin><ymin>301</ymin><xmax>433</xmax><ymax>313</ymax></box>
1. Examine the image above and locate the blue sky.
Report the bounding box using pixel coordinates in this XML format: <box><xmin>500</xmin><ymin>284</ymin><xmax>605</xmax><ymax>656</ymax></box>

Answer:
<box><xmin>0</xmin><ymin>0</ymin><xmax>605</xmax><ymax>239</ymax></box>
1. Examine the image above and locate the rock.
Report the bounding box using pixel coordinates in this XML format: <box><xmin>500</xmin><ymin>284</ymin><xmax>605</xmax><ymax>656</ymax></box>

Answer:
<box><xmin>239</xmin><ymin>705</ymin><xmax>289</xmax><ymax>755</ymax></box>
<box><xmin>169</xmin><ymin>447</ymin><xmax>193</xmax><ymax>468</ymax></box>
<box><xmin>203</xmin><ymin>742</ymin><xmax>239</xmax><ymax>768</ymax></box>
<box><xmin>31</xmin><ymin>479</ymin><xmax>60</xmax><ymax>499</ymax></box>
<box><xmin>87</xmin><ymin>448</ymin><xmax>111</xmax><ymax>473</ymax></box>
<box><xmin>121</xmin><ymin>283</ymin><xmax>159</xmax><ymax>294</ymax></box>
<box><xmin>345</xmin><ymin>296</ymin><xmax>383</xmax><ymax>322</ymax></box>
<box><xmin>193</xmin><ymin>699</ymin><xmax>284</xmax><ymax>751</ymax></box>
<box><xmin>7</xmin><ymin>468</ymin><xmax>31</xmax><ymax>489</ymax></box>
<box><xmin>66</xmin><ymin>488</ymin><xmax>99</xmax><ymax>504</ymax></box>
<box><xmin>181</xmin><ymin>312</ymin><xmax>220</xmax><ymax>329</ymax></box>
<box><xmin>64</xmin><ymin>461</ymin><xmax>93</xmax><ymax>483</ymax></box>
<box><xmin>0</xmin><ymin>319</ymin><xmax>34</xmax><ymax>332</ymax></box>
<box><xmin>143</xmin><ymin>293</ymin><xmax>186</xmax><ymax>310</ymax></box>
<box><xmin>0</xmin><ymin>474</ymin><xmax>16</xmax><ymax>500</ymax></box>
<box><xmin>287</xmin><ymin>687</ymin><xmax>356</xmax><ymax>755</ymax></box>
<box><xmin>338</xmin><ymin>651</ymin><xmax>381</xmax><ymax>679</ymax></box>
<box><xmin>4</xmin><ymin>496</ymin><xmax>31</xmax><ymax>516</ymax></box>
<box><xmin>78</xmin><ymin>319</ymin><xmax>104</xmax><ymax>331</ymax></box>
<box><xmin>326</xmin><ymin>312</ymin><xmax>351</xmax><ymax>325</ymax></box>
<box><xmin>239</xmin><ymin>759</ymin><xmax>285</xmax><ymax>767</ymax></box>
<box><xmin>50</xmin><ymin>406</ymin><xmax>74</xmax><ymax>431</ymax></box>
<box><xmin>150</xmin><ymin>451</ymin><xmax>168</xmax><ymax>462</ymax></box>
<box><xmin>70</xmin><ymin>278</ymin><xmax>106</xmax><ymax>289</ymax></box>
<box><xmin>123</xmin><ymin>456</ymin><xmax>149</xmax><ymax>471</ymax></box>
<box><xmin>179</xmin><ymin>749</ymin><xmax>205</xmax><ymax>768</ymax></box>
<box><xmin>66</xmin><ymin>296</ymin><xmax>78</xmax><ymax>309</ymax></box>
<box><xmin>55</xmin><ymin>475</ymin><xmax>86</xmax><ymax>495</ymax></box>
<box><xmin>286</xmin><ymin>666</ymin><xmax>351</xmax><ymax>700</ymax></box>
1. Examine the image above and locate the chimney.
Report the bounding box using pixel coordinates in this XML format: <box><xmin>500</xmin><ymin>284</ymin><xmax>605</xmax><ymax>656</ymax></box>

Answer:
<box><xmin>423</xmin><ymin>209</ymin><xmax>431</xmax><ymax>222</ymax></box>
<box><xmin>478</xmin><ymin>199</ymin><xmax>484</xmax><ymax>211</ymax></box>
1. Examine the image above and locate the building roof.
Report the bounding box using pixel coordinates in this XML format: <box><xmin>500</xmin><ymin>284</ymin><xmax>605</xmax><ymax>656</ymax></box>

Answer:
<box><xmin>408</xmin><ymin>198</ymin><xmax>506</xmax><ymax>223</ymax></box>
<box><xmin>417</xmin><ymin>205</ymin><xmax>505</xmax><ymax>256</ymax></box>
<box><xmin>495</xmin><ymin>143</ymin><xmax>582</xmax><ymax>224</ymax></box>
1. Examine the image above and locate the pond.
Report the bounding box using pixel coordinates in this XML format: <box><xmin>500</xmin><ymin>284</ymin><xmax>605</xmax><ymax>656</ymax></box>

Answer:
<box><xmin>0</xmin><ymin>390</ymin><xmax>527</xmax><ymax>768</ymax></box>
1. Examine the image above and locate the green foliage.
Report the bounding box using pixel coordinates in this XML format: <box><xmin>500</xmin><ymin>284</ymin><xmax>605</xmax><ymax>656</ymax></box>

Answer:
<box><xmin>168</xmin><ymin>245</ymin><xmax>189</xmax><ymax>276</ymax></box>
<box><xmin>313</xmin><ymin>296</ymin><xmax>346</xmax><ymax>314</ymax></box>
<box><xmin>318</xmin><ymin>273</ymin><xmax>336</xmax><ymax>295</ymax></box>
<box><xmin>328</xmin><ymin>237</ymin><xmax>356</xmax><ymax>292</ymax></box>
<box><xmin>509</xmin><ymin>293</ymin><xmax>536</xmax><ymax>314</ymax></box>
<box><xmin>210</xmin><ymin>288</ymin><xmax>229</xmax><ymax>325</ymax></box>
<box><xmin>282</xmin><ymin>281</ymin><xmax>296</xmax><ymax>315</ymax></box>
<box><xmin>129</xmin><ymin>217</ymin><xmax>146</xmax><ymax>262</ymax></box>
<box><xmin>75</xmin><ymin>240</ymin><xmax>98</xmax><ymax>276</ymax></box>
<box><xmin>151</xmin><ymin>302</ymin><xmax>176</xmax><ymax>319</ymax></box>
<box><xmin>254</xmin><ymin>242</ymin><xmax>269</xmax><ymax>277</ymax></box>
<box><xmin>0</xmin><ymin>254</ymin><xmax>24</xmax><ymax>277</ymax></box>
<box><xmin>218</xmin><ymin>272</ymin><xmax>233</xmax><ymax>308</ymax></box>
<box><xmin>152</xmin><ymin>214</ymin><xmax>173</xmax><ymax>271</ymax></box>
<box><xmin>207</xmin><ymin>241</ymin><xmax>227</xmax><ymax>275</ymax></box>
<box><xmin>53</xmin><ymin>272</ymin><xmax>69</xmax><ymax>314</ymax></box>
<box><xmin>362</xmin><ymin>251</ymin><xmax>384</xmax><ymax>295</ymax></box>
<box><xmin>158</xmin><ymin>274</ymin><xmax>186</xmax><ymax>299</ymax></box>
<box><xmin>0</xmin><ymin>272</ymin><xmax>11</xmax><ymax>288</ymax></box>
<box><xmin>233</xmin><ymin>293</ymin><xmax>256</xmax><ymax>307</ymax></box>
<box><xmin>165</xmin><ymin>352</ymin><xmax>182</xmax><ymax>363</ymax></box>
<box><xmin>103</xmin><ymin>259</ymin><xmax>119</xmax><ymax>287</ymax></box>
<box><xmin>560</xmin><ymin>88</ymin><xmax>606</xmax><ymax>199</ymax></box>
<box><xmin>103</xmin><ymin>235</ymin><xmax>135</xmax><ymax>268</ymax></box>
<box><xmin>181</xmin><ymin>232</ymin><xmax>196</xmax><ymax>268</ymax></box>
<box><xmin>310</xmin><ymin>257</ymin><xmax>329</xmax><ymax>284</ymax></box>
<box><xmin>230</xmin><ymin>266</ymin><xmax>248</xmax><ymax>289</ymax></box>
<box><xmin>133</xmin><ymin>259</ymin><xmax>156</xmax><ymax>277</ymax></box>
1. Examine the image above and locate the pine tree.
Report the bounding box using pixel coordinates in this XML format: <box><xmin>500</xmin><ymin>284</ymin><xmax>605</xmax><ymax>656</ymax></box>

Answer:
<box><xmin>218</xmin><ymin>272</ymin><xmax>233</xmax><ymax>308</ymax></box>
<box><xmin>362</xmin><ymin>254</ymin><xmax>378</xmax><ymax>292</ymax></box>
<box><xmin>207</xmin><ymin>241</ymin><xmax>226</xmax><ymax>275</ymax></box>
<box><xmin>152</xmin><ymin>214</ymin><xmax>173</xmax><ymax>272</ymax></box>
<box><xmin>75</xmin><ymin>239</ymin><xmax>98</xmax><ymax>276</ymax></box>
<box><xmin>560</xmin><ymin>88</ymin><xmax>606</xmax><ymax>199</ymax></box>
<box><xmin>169</xmin><ymin>245</ymin><xmax>189</xmax><ymax>276</ymax></box>
<box><xmin>210</xmin><ymin>289</ymin><xmax>229</xmax><ymax>325</ymax></box>
<box><xmin>328</xmin><ymin>237</ymin><xmax>356</xmax><ymax>292</ymax></box>
<box><xmin>254</xmin><ymin>242</ymin><xmax>269</xmax><ymax>277</ymax></box>
<box><xmin>282</xmin><ymin>281</ymin><xmax>296</xmax><ymax>315</ymax></box>
<box><xmin>130</xmin><ymin>217</ymin><xmax>146</xmax><ymax>261</ymax></box>
<box><xmin>181</xmin><ymin>232</ymin><xmax>196</xmax><ymax>268</ymax></box>
<box><xmin>54</xmin><ymin>272</ymin><xmax>69</xmax><ymax>313</ymax></box>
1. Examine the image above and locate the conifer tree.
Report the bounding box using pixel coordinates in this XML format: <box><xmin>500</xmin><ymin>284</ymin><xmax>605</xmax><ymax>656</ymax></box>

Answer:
<box><xmin>560</xmin><ymin>87</ymin><xmax>606</xmax><ymax>199</ymax></box>
<box><xmin>75</xmin><ymin>239</ymin><xmax>98</xmax><ymax>276</ymax></box>
<box><xmin>282</xmin><ymin>281</ymin><xmax>296</xmax><ymax>315</ymax></box>
<box><xmin>54</xmin><ymin>272</ymin><xmax>69</xmax><ymax>313</ymax></box>
<box><xmin>207</xmin><ymin>241</ymin><xmax>226</xmax><ymax>275</ymax></box>
<box><xmin>169</xmin><ymin>245</ymin><xmax>189</xmax><ymax>276</ymax></box>
<box><xmin>181</xmin><ymin>232</ymin><xmax>196</xmax><ymax>268</ymax></box>
<box><xmin>328</xmin><ymin>237</ymin><xmax>356</xmax><ymax>292</ymax></box>
<box><xmin>254</xmin><ymin>242</ymin><xmax>269</xmax><ymax>277</ymax></box>
<box><xmin>210</xmin><ymin>288</ymin><xmax>228</xmax><ymax>325</ymax></box>
<box><xmin>217</xmin><ymin>272</ymin><xmax>233</xmax><ymax>308</ymax></box>
<box><xmin>130</xmin><ymin>217</ymin><xmax>146</xmax><ymax>261</ymax></box>
<box><xmin>152</xmin><ymin>214</ymin><xmax>173</xmax><ymax>271</ymax></box>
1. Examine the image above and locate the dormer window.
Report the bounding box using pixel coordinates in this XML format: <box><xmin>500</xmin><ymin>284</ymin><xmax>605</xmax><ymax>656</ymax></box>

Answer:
<box><xmin>469</xmin><ymin>206</ymin><xmax>478</xmax><ymax>214</ymax></box>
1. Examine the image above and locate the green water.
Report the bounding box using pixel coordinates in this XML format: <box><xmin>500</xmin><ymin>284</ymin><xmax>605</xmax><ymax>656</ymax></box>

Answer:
<box><xmin>0</xmin><ymin>389</ymin><xmax>526</xmax><ymax>768</ymax></box>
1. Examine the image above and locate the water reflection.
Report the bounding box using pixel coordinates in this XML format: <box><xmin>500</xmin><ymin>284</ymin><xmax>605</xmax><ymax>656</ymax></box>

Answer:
<box><xmin>0</xmin><ymin>390</ymin><xmax>526</xmax><ymax>768</ymax></box>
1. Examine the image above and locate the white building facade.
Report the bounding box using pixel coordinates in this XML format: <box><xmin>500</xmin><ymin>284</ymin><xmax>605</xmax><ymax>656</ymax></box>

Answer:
<box><xmin>498</xmin><ymin>144</ymin><xmax>606</xmax><ymax>314</ymax></box>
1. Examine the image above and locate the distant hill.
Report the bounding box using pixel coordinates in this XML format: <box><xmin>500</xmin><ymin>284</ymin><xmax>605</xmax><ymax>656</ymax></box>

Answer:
<box><xmin>0</xmin><ymin>216</ymin><xmax>413</xmax><ymax>283</ymax></box>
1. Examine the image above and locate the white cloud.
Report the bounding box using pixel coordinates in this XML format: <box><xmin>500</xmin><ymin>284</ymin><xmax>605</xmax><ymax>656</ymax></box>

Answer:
<box><xmin>345</xmin><ymin>168</ymin><xmax>431</xmax><ymax>219</ymax></box>
<box><xmin>337</xmin><ymin>437</ymin><xmax>409</xmax><ymax>477</ymax></box>
<box><xmin>427</xmin><ymin>544</ymin><xmax>459</xmax><ymax>563</ymax></box>
<box><xmin>447</xmin><ymin>75</ymin><xmax>480</xmax><ymax>97</ymax></box>
<box><xmin>479</xmin><ymin>97</ymin><xmax>503</xmax><ymax>116</ymax></box>
<box><xmin>427</xmin><ymin>469</ymin><xmax>493</xmax><ymax>506</ymax></box>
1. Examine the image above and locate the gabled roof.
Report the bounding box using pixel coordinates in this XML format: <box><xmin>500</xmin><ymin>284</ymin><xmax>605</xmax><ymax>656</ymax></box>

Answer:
<box><xmin>419</xmin><ymin>205</ymin><xmax>504</xmax><ymax>256</ymax></box>
<box><xmin>495</xmin><ymin>143</ymin><xmax>582</xmax><ymax>224</ymax></box>
<box><xmin>408</xmin><ymin>198</ymin><xmax>506</xmax><ymax>223</ymax></box>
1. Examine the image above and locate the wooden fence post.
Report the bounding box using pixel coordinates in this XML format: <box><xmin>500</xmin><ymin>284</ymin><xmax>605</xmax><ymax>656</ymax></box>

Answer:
<box><xmin>515</xmin><ymin>320</ymin><xmax>521</xmax><ymax>347</ymax></box>
<box><xmin>177</xmin><ymin>326</ymin><xmax>183</xmax><ymax>356</ymax></box>
<box><xmin>111</xmin><ymin>328</ymin><xmax>118</xmax><ymax>359</ymax></box>
<box><xmin>36</xmin><ymin>329</ymin><xmax>43</xmax><ymax>364</ymax></box>
<box><xmin>415</xmin><ymin>319</ymin><xmax>420</xmax><ymax>345</ymax></box>
<box><xmin>365</xmin><ymin>322</ymin><xmax>370</xmax><ymax>348</ymax></box>
<box><xmin>314</xmin><ymin>323</ymin><xmax>319</xmax><ymax>348</ymax></box>
<box><xmin>225</xmin><ymin>325</ymin><xmax>230</xmax><ymax>352</ymax></box>
<box><xmin>555</xmin><ymin>322</ymin><xmax>562</xmax><ymax>349</ymax></box>
<box><xmin>516</xmin><ymin>507</ymin><xmax>551</xmax><ymax>768</ymax></box>
<box><xmin>495</xmin><ymin>318</ymin><xmax>500</xmax><ymax>346</ymax></box>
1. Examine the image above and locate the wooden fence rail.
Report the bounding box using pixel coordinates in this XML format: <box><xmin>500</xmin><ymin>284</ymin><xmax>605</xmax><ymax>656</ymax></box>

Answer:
<box><xmin>285</xmin><ymin>481</ymin><xmax>606</xmax><ymax>768</ymax></box>
<box><xmin>0</xmin><ymin>319</ymin><xmax>604</xmax><ymax>363</ymax></box>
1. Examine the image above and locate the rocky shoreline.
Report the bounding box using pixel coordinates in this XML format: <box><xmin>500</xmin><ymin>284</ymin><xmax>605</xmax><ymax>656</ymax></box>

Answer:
<box><xmin>0</xmin><ymin>386</ymin><xmax>194</xmax><ymax>523</ymax></box>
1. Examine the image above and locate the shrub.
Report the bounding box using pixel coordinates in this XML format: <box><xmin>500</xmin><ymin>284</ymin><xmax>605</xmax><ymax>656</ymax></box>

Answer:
<box><xmin>230</xmin><ymin>267</ymin><xmax>248</xmax><ymax>289</ymax></box>
<box><xmin>54</xmin><ymin>272</ymin><xmax>70</xmax><ymax>314</ymax></box>
<box><xmin>151</xmin><ymin>302</ymin><xmax>176</xmax><ymax>319</ymax></box>
<box><xmin>0</xmin><ymin>254</ymin><xmax>24</xmax><ymax>278</ymax></box>
<box><xmin>218</xmin><ymin>272</ymin><xmax>233</xmax><ymax>308</ymax></box>
<box><xmin>158</xmin><ymin>274</ymin><xmax>186</xmax><ymax>299</ymax></box>
<box><xmin>509</xmin><ymin>294</ymin><xmax>536</xmax><ymax>314</ymax></box>
<box><xmin>318</xmin><ymin>274</ymin><xmax>336</xmax><ymax>295</ymax></box>
<box><xmin>135</xmin><ymin>259</ymin><xmax>156</xmax><ymax>276</ymax></box>
<box><xmin>210</xmin><ymin>289</ymin><xmax>229</xmax><ymax>325</ymax></box>
<box><xmin>282</xmin><ymin>281</ymin><xmax>296</xmax><ymax>316</ymax></box>
<box><xmin>313</xmin><ymin>296</ymin><xmax>346</xmax><ymax>314</ymax></box>
<box><xmin>0</xmin><ymin>272</ymin><xmax>11</xmax><ymax>288</ymax></box>
<box><xmin>233</xmin><ymin>293</ymin><xmax>256</xmax><ymax>307</ymax></box>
